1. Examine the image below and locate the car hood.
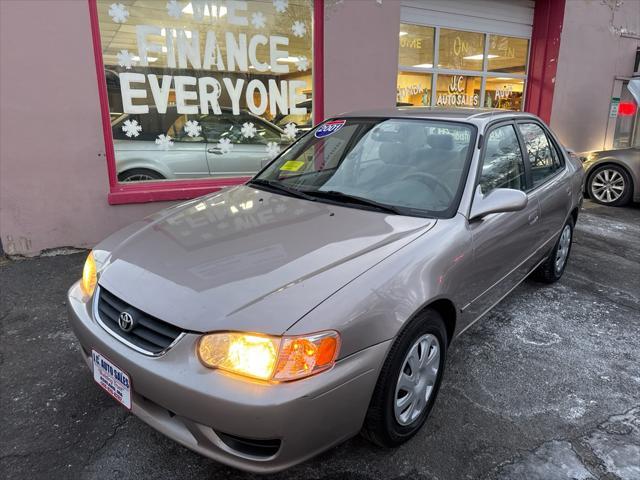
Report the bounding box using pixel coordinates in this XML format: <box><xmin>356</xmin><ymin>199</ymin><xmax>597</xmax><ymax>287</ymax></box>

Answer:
<box><xmin>97</xmin><ymin>185</ymin><xmax>435</xmax><ymax>334</ymax></box>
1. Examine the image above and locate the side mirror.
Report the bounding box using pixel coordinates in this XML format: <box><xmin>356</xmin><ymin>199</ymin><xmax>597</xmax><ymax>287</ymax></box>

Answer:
<box><xmin>469</xmin><ymin>186</ymin><xmax>528</xmax><ymax>220</ymax></box>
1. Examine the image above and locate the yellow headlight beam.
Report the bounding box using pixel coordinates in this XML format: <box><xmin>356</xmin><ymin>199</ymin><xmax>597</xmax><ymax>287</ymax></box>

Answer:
<box><xmin>80</xmin><ymin>251</ymin><xmax>98</xmax><ymax>300</ymax></box>
<box><xmin>198</xmin><ymin>331</ymin><xmax>340</xmax><ymax>382</ymax></box>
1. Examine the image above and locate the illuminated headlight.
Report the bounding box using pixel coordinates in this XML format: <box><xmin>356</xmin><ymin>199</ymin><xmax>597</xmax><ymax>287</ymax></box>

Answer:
<box><xmin>197</xmin><ymin>331</ymin><xmax>340</xmax><ymax>382</ymax></box>
<box><xmin>80</xmin><ymin>251</ymin><xmax>98</xmax><ymax>300</ymax></box>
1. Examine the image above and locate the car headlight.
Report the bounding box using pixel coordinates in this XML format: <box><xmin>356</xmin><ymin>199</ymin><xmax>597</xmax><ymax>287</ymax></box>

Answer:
<box><xmin>198</xmin><ymin>331</ymin><xmax>340</xmax><ymax>382</ymax></box>
<box><xmin>80</xmin><ymin>251</ymin><xmax>98</xmax><ymax>299</ymax></box>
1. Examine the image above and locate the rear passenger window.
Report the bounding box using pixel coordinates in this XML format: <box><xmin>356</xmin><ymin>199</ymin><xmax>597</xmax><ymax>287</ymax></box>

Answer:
<box><xmin>479</xmin><ymin>125</ymin><xmax>526</xmax><ymax>194</ymax></box>
<box><xmin>518</xmin><ymin>123</ymin><xmax>563</xmax><ymax>188</ymax></box>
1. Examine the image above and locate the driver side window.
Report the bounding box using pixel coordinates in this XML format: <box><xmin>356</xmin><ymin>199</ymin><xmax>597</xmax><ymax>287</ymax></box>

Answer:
<box><xmin>479</xmin><ymin>125</ymin><xmax>526</xmax><ymax>194</ymax></box>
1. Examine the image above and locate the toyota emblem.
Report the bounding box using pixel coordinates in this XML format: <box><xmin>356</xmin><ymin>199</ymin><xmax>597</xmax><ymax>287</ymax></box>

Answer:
<box><xmin>118</xmin><ymin>311</ymin><xmax>134</xmax><ymax>332</ymax></box>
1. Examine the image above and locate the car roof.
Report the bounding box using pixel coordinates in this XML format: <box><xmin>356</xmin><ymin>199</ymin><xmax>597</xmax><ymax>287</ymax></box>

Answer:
<box><xmin>333</xmin><ymin>107</ymin><xmax>538</xmax><ymax>124</ymax></box>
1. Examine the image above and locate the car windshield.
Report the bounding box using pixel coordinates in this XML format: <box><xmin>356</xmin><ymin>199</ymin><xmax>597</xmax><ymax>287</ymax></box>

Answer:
<box><xmin>253</xmin><ymin>118</ymin><xmax>475</xmax><ymax>217</ymax></box>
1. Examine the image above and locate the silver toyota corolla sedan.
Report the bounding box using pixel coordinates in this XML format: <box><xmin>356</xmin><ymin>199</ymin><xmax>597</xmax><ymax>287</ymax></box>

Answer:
<box><xmin>68</xmin><ymin>108</ymin><xmax>584</xmax><ymax>473</ymax></box>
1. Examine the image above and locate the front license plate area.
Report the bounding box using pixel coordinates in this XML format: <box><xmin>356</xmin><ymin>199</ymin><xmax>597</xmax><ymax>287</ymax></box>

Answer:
<box><xmin>91</xmin><ymin>350</ymin><xmax>131</xmax><ymax>410</ymax></box>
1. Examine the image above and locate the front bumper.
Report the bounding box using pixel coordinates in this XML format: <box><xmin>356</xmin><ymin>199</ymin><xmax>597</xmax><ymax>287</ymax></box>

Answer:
<box><xmin>67</xmin><ymin>281</ymin><xmax>390</xmax><ymax>473</ymax></box>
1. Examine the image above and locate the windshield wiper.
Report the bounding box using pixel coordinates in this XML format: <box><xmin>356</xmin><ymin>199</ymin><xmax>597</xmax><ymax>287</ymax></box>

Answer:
<box><xmin>302</xmin><ymin>190</ymin><xmax>403</xmax><ymax>215</ymax></box>
<box><xmin>248</xmin><ymin>178</ymin><xmax>317</xmax><ymax>201</ymax></box>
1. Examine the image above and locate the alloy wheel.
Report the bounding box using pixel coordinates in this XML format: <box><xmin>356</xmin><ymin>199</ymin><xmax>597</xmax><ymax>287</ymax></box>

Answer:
<box><xmin>394</xmin><ymin>333</ymin><xmax>440</xmax><ymax>426</ymax></box>
<box><xmin>122</xmin><ymin>173</ymin><xmax>156</xmax><ymax>182</ymax></box>
<box><xmin>591</xmin><ymin>169</ymin><xmax>625</xmax><ymax>203</ymax></box>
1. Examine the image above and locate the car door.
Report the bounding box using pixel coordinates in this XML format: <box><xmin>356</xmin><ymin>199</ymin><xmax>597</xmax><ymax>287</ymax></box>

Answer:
<box><xmin>164</xmin><ymin>114</ymin><xmax>210</xmax><ymax>178</ymax></box>
<box><xmin>462</xmin><ymin>122</ymin><xmax>543</xmax><ymax>321</ymax></box>
<box><xmin>517</xmin><ymin>121</ymin><xmax>572</xmax><ymax>249</ymax></box>
<box><xmin>202</xmin><ymin>113</ymin><xmax>285</xmax><ymax>177</ymax></box>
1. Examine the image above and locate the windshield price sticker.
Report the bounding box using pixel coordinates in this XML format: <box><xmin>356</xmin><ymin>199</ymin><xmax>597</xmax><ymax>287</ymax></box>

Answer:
<box><xmin>280</xmin><ymin>160</ymin><xmax>305</xmax><ymax>172</ymax></box>
<box><xmin>315</xmin><ymin>120</ymin><xmax>347</xmax><ymax>138</ymax></box>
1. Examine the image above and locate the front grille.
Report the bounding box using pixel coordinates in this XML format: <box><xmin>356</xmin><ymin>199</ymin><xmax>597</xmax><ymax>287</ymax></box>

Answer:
<box><xmin>96</xmin><ymin>287</ymin><xmax>183</xmax><ymax>355</ymax></box>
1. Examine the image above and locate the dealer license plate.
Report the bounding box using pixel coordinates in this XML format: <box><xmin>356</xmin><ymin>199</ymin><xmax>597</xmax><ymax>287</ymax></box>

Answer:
<box><xmin>91</xmin><ymin>350</ymin><xmax>131</xmax><ymax>409</ymax></box>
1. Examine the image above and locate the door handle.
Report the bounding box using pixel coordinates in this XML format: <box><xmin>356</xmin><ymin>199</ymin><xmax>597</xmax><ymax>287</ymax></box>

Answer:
<box><xmin>207</xmin><ymin>147</ymin><xmax>222</xmax><ymax>154</ymax></box>
<box><xmin>528</xmin><ymin>212</ymin><xmax>539</xmax><ymax>225</ymax></box>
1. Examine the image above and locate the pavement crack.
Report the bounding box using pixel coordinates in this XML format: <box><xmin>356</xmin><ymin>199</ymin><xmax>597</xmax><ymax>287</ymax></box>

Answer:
<box><xmin>87</xmin><ymin>414</ymin><xmax>130</xmax><ymax>460</ymax></box>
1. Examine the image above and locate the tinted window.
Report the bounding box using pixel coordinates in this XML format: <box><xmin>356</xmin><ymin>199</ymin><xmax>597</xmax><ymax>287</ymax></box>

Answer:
<box><xmin>479</xmin><ymin>125</ymin><xmax>526</xmax><ymax>193</ymax></box>
<box><xmin>518</xmin><ymin>123</ymin><xmax>562</xmax><ymax>187</ymax></box>
<box><xmin>112</xmin><ymin>111</ymin><xmax>179</xmax><ymax>141</ymax></box>
<box><xmin>200</xmin><ymin>114</ymin><xmax>281</xmax><ymax>145</ymax></box>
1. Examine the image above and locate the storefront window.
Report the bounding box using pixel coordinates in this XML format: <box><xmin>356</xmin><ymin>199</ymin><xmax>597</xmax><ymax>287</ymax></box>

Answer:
<box><xmin>435</xmin><ymin>75</ymin><xmax>481</xmax><ymax>107</ymax></box>
<box><xmin>438</xmin><ymin>28</ymin><xmax>484</xmax><ymax>71</ymax></box>
<box><xmin>396</xmin><ymin>26</ymin><xmax>529</xmax><ymax>112</ymax></box>
<box><xmin>398</xmin><ymin>24</ymin><xmax>434</xmax><ymax>68</ymax></box>
<box><xmin>397</xmin><ymin>72</ymin><xmax>432</xmax><ymax>106</ymax></box>
<box><xmin>487</xmin><ymin>35</ymin><xmax>529</xmax><ymax>75</ymax></box>
<box><xmin>97</xmin><ymin>0</ymin><xmax>313</xmax><ymax>183</ymax></box>
<box><xmin>484</xmin><ymin>77</ymin><xmax>524</xmax><ymax>110</ymax></box>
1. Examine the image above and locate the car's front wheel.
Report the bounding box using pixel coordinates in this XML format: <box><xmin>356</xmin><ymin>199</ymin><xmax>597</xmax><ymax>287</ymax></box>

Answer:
<box><xmin>362</xmin><ymin>309</ymin><xmax>447</xmax><ymax>447</ymax></box>
<box><xmin>588</xmin><ymin>164</ymin><xmax>633</xmax><ymax>206</ymax></box>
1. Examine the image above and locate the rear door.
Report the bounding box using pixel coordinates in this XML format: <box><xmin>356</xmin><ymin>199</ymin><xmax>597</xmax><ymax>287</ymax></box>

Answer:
<box><xmin>516</xmin><ymin>121</ymin><xmax>571</xmax><ymax>249</ymax></box>
<box><xmin>462</xmin><ymin>122</ymin><xmax>542</xmax><ymax>320</ymax></box>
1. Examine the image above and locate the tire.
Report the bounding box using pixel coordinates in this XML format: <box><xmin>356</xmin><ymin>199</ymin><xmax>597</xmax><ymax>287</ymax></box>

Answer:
<box><xmin>118</xmin><ymin>168</ymin><xmax>165</xmax><ymax>183</ymax></box>
<box><xmin>533</xmin><ymin>217</ymin><xmax>574</xmax><ymax>284</ymax></box>
<box><xmin>587</xmin><ymin>164</ymin><xmax>633</xmax><ymax>206</ymax></box>
<box><xmin>361</xmin><ymin>309</ymin><xmax>447</xmax><ymax>447</ymax></box>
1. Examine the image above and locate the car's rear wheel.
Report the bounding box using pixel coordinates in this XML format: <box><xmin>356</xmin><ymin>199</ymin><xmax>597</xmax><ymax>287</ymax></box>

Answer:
<box><xmin>361</xmin><ymin>309</ymin><xmax>447</xmax><ymax>447</ymax></box>
<box><xmin>588</xmin><ymin>164</ymin><xmax>633</xmax><ymax>206</ymax></box>
<box><xmin>118</xmin><ymin>168</ymin><xmax>165</xmax><ymax>183</ymax></box>
<box><xmin>533</xmin><ymin>217</ymin><xmax>574</xmax><ymax>283</ymax></box>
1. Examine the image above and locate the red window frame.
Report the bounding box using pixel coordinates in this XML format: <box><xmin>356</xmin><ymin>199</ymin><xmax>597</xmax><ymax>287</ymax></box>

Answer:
<box><xmin>88</xmin><ymin>0</ymin><xmax>324</xmax><ymax>205</ymax></box>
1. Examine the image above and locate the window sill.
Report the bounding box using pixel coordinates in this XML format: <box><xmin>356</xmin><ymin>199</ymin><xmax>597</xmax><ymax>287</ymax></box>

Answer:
<box><xmin>107</xmin><ymin>177</ymin><xmax>251</xmax><ymax>205</ymax></box>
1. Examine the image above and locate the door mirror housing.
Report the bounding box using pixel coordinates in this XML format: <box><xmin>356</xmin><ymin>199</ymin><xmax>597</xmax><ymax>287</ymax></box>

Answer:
<box><xmin>470</xmin><ymin>186</ymin><xmax>528</xmax><ymax>220</ymax></box>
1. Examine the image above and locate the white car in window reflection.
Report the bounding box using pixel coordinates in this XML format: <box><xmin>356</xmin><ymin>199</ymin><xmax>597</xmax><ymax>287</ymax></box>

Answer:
<box><xmin>111</xmin><ymin>107</ymin><xmax>289</xmax><ymax>182</ymax></box>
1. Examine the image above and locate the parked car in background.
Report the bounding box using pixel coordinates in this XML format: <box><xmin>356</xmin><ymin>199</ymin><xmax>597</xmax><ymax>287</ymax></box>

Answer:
<box><xmin>111</xmin><ymin>107</ymin><xmax>287</xmax><ymax>182</ymax></box>
<box><xmin>69</xmin><ymin>108</ymin><xmax>584</xmax><ymax>473</ymax></box>
<box><xmin>581</xmin><ymin>147</ymin><xmax>639</xmax><ymax>206</ymax></box>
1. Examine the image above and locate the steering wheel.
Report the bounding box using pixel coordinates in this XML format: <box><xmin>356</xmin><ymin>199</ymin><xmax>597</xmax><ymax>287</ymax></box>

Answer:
<box><xmin>398</xmin><ymin>172</ymin><xmax>455</xmax><ymax>202</ymax></box>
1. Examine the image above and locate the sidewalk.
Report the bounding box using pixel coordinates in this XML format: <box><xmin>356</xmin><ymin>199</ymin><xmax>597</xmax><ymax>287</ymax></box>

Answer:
<box><xmin>1</xmin><ymin>200</ymin><xmax>639</xmax><ymax>480</ymax></box>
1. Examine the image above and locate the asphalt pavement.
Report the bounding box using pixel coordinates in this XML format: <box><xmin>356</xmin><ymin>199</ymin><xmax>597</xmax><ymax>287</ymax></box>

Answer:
<box><xmin>1</xmin><ymin>200</ymin><xmax>639</xmax><ymax>480</ymax></box>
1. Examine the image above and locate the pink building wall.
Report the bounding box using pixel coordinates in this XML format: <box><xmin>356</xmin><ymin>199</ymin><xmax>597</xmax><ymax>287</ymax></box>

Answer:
<box><xmin>550</xmin><ymin>0</ymin><xmax>640</xmax><ymax>153</ymax></box>
<box><xmin>1</xmin><ymin>0</ymin><xmax>401</xmax><ymax>256</ymax></box>
<box><xmin>0</xmin><ymin>1</ymin><xmax>167</xmax><ymax>256</ymax></box>
<box><xmin>323</xmin><ymin>0</ymin><xmax>400</xmax><ymax>117</ymax></box>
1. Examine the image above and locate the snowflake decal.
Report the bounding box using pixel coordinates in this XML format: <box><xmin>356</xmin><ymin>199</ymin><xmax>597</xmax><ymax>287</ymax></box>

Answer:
<box><xmin>296</xmin><ymin>55</ymin><xmax>309</xmax><ymax>72</ymax></box>
<box><xmin>155</xmin><ymin>134</ymin><xmax>174</xmax><ymax>150</ymax></box>
<box><xmin>218</xmin><ymin>137</ymin><xmax>233</xmax><ymax>154</ymax></box>
<box><xmin>251</xmin><ymin>11</ymin><xmax>266</xmax><ymax>29</ymax></box>
<box><xmin>284</xmin><ymin>123</ymin><xmax>298</xmax><ymax>140</ymax></box>
<box><xmin>273</xmin><ymin>0</ymin><xmax>288</xmax><ymax>13</ymax></box>
<box><xmin>166</xmin><ymin>0</ymin><xmax>183</xmax><ymax>19</ymax></box>
<box><xmin>241</xmin><ymin>122</ymin><xmax>257</xmax><ymax>138</ymax></box>
<box><xmin>184</xmin><ymin>120</ymin><xmax>202</xmax><ymax>138</ymax></box>
<box><xmin>108</xmin><ymin>3</ymin><xmax>129</xmax><ymax>23</ymax></box>
<box><xmin>266</xmin><ymin>142</ymin><xmax>281</xmax><ymax>158</ymax></box>
<box><xmin>292</xmin><ymin>21</ymin><xmax>306</xmax><ymax>38</ymax></box>
<box><xmin>117</xmin><ymin>49</ymin><xmax>135</xmax><ymax>69</ymax></box>
<box><xmin>121</xmin><ymin>119</ymin><xmax>142</xmax><ymax>138</ymax></box>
